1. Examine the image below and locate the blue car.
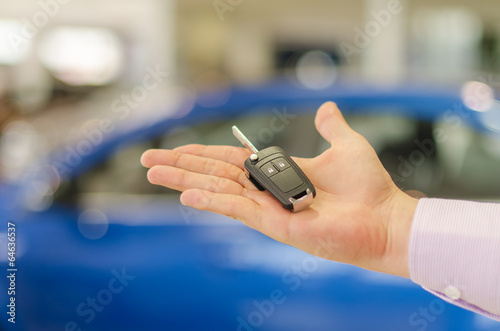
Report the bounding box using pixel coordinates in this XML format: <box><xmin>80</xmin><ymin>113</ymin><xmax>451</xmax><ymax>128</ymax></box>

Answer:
<box><xmin>1</xmin><ymin>80</ymin><xmax>499</xmax><ymax>331</ymax></box>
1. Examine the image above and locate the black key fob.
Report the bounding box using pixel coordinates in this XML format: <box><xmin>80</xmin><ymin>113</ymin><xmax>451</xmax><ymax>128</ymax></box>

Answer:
<box><xmin>233</xmin><ymin>126</ymin><xmax>316</xmax><ymax>212</ymax></box>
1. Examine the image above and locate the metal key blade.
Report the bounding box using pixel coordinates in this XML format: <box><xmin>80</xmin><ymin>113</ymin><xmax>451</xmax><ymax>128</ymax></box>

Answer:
<box><xmin>232</xmin><ymin>125</ymin><xmax>258</xmax><ymax>153</ymax></box>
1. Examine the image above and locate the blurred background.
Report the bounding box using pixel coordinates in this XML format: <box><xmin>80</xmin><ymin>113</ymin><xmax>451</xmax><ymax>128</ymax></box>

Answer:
<box><xmin>1</xmin><ymin>0</ymin><xmax>500</xmax><ymax>330</ymax></box>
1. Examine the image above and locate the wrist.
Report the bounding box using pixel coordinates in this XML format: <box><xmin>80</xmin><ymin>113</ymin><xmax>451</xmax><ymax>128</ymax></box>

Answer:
<box><xmin>382</xmin><ymin>190</ymin><xmax>419</xmax><ymax>278</ymax></box>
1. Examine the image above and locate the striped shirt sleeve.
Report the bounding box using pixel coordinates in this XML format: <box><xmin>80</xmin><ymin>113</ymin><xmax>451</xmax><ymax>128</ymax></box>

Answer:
<box><xmin>409</xmin><ymin>198</ymin><xmax>500</xmax><ymax>321</ymax></box>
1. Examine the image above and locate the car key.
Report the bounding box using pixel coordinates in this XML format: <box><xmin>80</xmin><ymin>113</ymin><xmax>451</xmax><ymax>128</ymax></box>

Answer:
<box><xmin>232</xmin><ymin>126</ymin><xmax>316</xmax><ymax>212</ymax></box>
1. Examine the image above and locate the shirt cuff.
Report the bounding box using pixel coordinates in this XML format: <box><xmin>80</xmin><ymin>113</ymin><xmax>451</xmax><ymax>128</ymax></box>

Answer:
<box><xmin>409</xmin><ymin>198</ymin><xmax>500</xmax><ymax>321</ymax></box>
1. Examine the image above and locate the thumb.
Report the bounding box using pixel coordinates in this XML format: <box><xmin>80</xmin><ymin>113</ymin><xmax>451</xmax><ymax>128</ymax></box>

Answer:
<box><xmin>314</xmin><ymin>102</ymin><xmax>352</xmax><ymax>142</ymax></box>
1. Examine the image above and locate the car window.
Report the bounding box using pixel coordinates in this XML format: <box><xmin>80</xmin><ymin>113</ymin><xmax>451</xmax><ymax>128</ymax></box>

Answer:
<box><xmin>60</xmin><ymin>110</ymin><xmax>500</xmax><ymax>212</ymax></box>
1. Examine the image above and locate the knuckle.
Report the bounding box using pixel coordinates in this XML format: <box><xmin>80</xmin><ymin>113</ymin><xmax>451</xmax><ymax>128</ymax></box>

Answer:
<box><xmin>206</xmin><ymin>175</ymin><xmax>220</xmax><ymax>192</ymax></box>
<box><xmin>177</xmin><ymin>169</ymin><xmax>188</xmax><ymax>187</ymax></box>
<box><xmin>227</xmin><ymin>195</ymin><xmax>239</xmax><ymax>219</ymax></box>
<box><xmin>172</xmin><ymin>151</ymin><xmax>183</xmax><ymax>167</ymax></box>
<box><xmin>203</xmin><ymin>158</ymin><xmax>217</xmax><ymax>176</ymax></box>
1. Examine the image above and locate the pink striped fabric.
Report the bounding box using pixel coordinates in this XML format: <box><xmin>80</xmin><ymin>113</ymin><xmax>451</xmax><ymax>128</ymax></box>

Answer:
<box><xmin>409</xmin><ymin>198</ymin><xmax>500</xmax><ymax>321</ymax></box>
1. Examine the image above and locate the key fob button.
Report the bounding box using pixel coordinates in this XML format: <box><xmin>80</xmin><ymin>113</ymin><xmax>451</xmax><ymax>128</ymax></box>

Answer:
<box><xmin>261</xmin><ymin>162</ymin><xmax>279</xmax><ymax>177</ymax></box>
<box><xmin>270</xmin><ymin>168</ymin><xmax>304</xmax><ymax>193</ymax></box>
<box><xmin>234</xmin><ymin>126</ymin><xmax>315</xmax><ymax>212</ymax></box>
<box><xmin>272</xmin><ymin>158</ymin><xmax>290</xmax><ymax>171</ymax></box>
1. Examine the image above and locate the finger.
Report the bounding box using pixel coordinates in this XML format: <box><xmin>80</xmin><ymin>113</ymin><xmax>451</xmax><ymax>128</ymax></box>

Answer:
<box><xmin>141</xmin><ymin>149</ymin><xmax>254</xmax><ymax>189</ymax></box>
<box><xmin>181</xmin><ymin>189</ymin><xmax>294</xmax><ymax>245</ymax></box>
<box><xmin>173</xmin><ymin>144</ymin><xmax>250</xmax><ymax>169</ymax></box>
<box><xmin>180</xmin><ymin>189</ymin><xmax>262</xmax><ymax>225</ymax></box>
<box><xmin>147</xmin><ymin>165</ymin><xmax>247</xmax><ymax>195</ymax></box>
<box><xmin>314</xmin><ymin>102</ymin><xmax>352</xmax><ymax>142</ymax></box>
<box><xmin>172</xmin><ymin>145</ymin><xmax>312</xmax><ymax>182</ymax></box>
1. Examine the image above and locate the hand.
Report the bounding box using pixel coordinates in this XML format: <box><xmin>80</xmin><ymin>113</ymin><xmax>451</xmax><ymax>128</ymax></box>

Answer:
<box><xmin>141</xmin><ymin>102</ymin><xmax>418</xmax><ymax>277</ymax></box>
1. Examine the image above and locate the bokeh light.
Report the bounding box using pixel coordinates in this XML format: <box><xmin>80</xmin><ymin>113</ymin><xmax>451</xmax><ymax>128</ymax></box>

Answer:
<box><xmin>0</xmin><ymin>19</ymin><xmax>31</xmax><ymax>65</ymax></box>
<box><xmin>296</xmin><ymin>50</ymin><xmax>337</xmax><ymax>90</ymax></box>
<box><xmin>461</xmin><ymin>81</ymin><xmax>495</xmax><ymax>112</ymax></box>
<box><xmin>77</xmin><ymin>209</ymin><xmax>109</xmax><ymax>240</ymax></box>
<box><xmin>0</xmin><ymin>120</ymin><xmax>42</xmax><ymax>181</ymax></box>
<box><xmin>38</xmin><ymin>26</ymin><xmax>124</xmax><ymax>86</ymax></box>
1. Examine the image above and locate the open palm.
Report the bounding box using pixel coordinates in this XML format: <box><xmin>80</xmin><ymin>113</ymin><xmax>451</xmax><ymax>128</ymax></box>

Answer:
<box><xmin>141</xmin><ymin>102</ymin><xmax>417</xmax><ymax>277</ymax></box>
